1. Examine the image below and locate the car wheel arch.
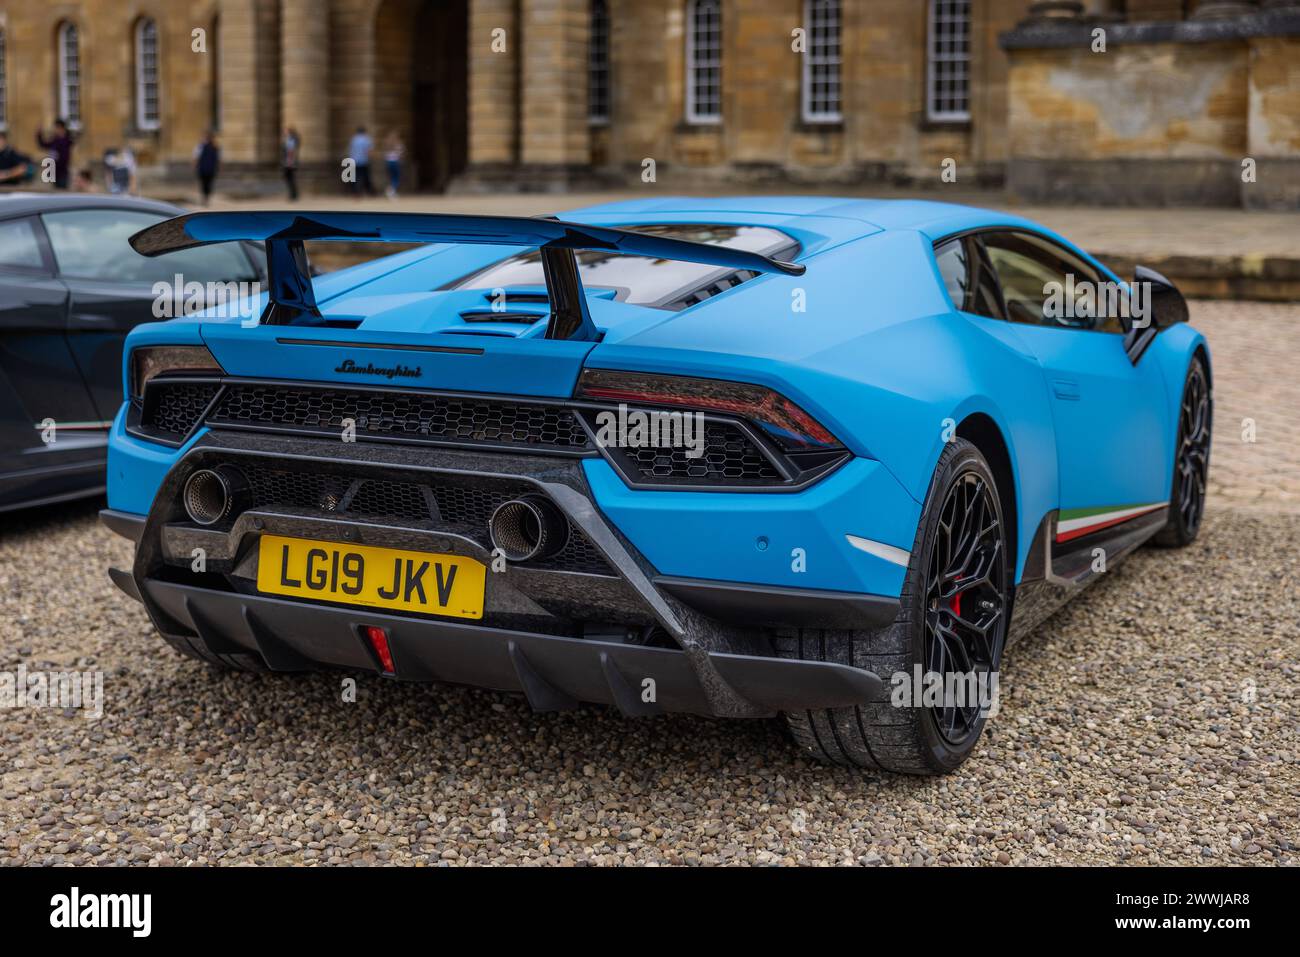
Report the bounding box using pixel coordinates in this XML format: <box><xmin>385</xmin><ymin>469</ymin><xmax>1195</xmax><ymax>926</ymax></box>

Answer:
<box><xmin>955</xmin><ymin>411</ymin><xmax>1018</xmax><ymax>572</ymax></box>
<box><xmin>1192</xmin><ymin>343</ymin><xmax>1212</xmax><ymax>390</ymax></box>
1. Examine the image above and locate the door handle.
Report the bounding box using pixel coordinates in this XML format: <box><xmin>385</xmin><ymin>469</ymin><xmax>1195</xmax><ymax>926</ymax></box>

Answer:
<box><xmin>1052</xmin><ymin>378</ymin><xmax>1081</xmax><ymax>400</ymax></box>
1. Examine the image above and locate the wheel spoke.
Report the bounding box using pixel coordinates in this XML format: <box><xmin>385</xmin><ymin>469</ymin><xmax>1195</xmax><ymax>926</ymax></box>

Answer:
<box><xmin>922</xmin><ymin>464</ymin><xmax>1009</xmax><ymax>747</ymax></box>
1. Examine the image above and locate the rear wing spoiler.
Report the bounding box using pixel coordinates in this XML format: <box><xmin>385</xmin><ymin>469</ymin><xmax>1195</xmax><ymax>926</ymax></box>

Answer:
<box><xmin>128</xmin><ymin>211</ymin><xmax>806</xmax><ymax>341</ymax></box>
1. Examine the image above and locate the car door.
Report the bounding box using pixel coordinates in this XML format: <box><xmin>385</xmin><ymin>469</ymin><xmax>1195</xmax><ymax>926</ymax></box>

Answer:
<box><xmin>41</xmin><ymin>207</ymin><xmax>261</xmax><ymax>423</ymax></box>
<box><xmin>0</xmin><ymin>215</ymin><xmax>108</xmax><ymax>507</ymax></box>
<box><xmin>978</xmin><ymin>230</ymin><xmax>1171</xmax><ymax>536</ymax></box>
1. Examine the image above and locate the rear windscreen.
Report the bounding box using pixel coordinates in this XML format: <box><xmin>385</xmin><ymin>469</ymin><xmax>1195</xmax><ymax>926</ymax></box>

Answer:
<box><xmin>448</xmin><ymin>223</ymin><xmax>798</xmax><ymax>311</ymax></box>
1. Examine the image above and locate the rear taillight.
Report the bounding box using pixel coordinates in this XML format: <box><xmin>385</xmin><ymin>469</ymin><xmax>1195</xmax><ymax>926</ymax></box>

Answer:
<box><xmin>129</xmin><ymin>344</ymin><xmax>224</xmax><ymax>401</ymax></box>
<box><xmin>576</xmin><ymin>369</ymin><xmax>841</xmax><ymax>451</ymax></box>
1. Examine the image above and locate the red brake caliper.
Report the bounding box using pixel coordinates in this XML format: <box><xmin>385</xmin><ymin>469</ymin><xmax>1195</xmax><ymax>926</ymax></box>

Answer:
<box><xmin>949</xmin><ymin>590</ymin><xmax>963</xmax><ymax>616</ymax></box>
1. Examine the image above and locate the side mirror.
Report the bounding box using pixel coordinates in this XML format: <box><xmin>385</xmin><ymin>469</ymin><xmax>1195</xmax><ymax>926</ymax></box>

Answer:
<box><xmin>1124</xmin><ymin>265</ymin><xmax>1187</xmax><ymax>364</ymax></box>
<box><xmin>1135</xmin><ymin>265</ymin><xmax>1188</xmax><ymax>329</ymax></box>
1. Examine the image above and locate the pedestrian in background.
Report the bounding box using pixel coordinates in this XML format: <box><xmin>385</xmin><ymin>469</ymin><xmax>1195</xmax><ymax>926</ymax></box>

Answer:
<box><xmin>36</xmin><ymin>119</ymin><xmax>74</xmax><ymax>189</ymax></box>
<box><xmin>348</xmin><ymin>126</ymin><xmax>374</xmax><ymax>198</ymax></box>
<box><xmin>384</xmin><ymin>130</ymin><xmax>404</xmax><ymax>199</ymax></box>
<box><xmin>282</xmin><ymin>127</ymin><xmax>301</xmax><ymax>201</ymax></box>
<box><xmin>194</xmin><ymin>130</ymin><xmax>220</xmax><ymax>206</ymax></box>
<box><xmin>103</xmin><ymin>146</ymin><xmax>137</xmax><ymax>195</ymax></box>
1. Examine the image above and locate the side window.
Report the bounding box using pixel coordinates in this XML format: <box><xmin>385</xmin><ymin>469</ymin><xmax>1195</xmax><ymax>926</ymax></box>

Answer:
<box><xmin>0</xmin><ymin>217</ymin><xmax>49</xmax><ymax>272</ymax></box>
<box><xmin>934</xmin><ymin>237</ymin><xmax>1002</xmax><ymax>320</ymax></box>
<box><xmin>934</xmin><ymin>239</ymin><xmax>968</xmax><ymax>307</ymax></box>
<box><xmin>42</xmin><ymin>209</ymin><xmax>258</xmax><ymax>284</ymax></box>
<box><xmin>982</xmin><ymin>231</ymin><xmax>1119</xmax><ymax>333</ymax></box>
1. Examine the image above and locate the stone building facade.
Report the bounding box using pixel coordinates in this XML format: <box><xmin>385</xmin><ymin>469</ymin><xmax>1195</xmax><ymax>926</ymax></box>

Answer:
<box><xmin>0</xmin><ymin>0</ymin><xmax>1295</xmax><ymax>205</ymax></box>
<box><xmin>1004</xmin><ymin>0</ymin><xmax>1300</xmax><ymax>208</ymax></box>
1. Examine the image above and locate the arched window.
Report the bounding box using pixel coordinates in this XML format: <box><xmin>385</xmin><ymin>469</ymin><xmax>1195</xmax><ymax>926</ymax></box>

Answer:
<box><xmin>57</xmin><ymin>21</ymin><xmax>82</xmax><ymax>129</ymax></box>
<box><xmin>801</xmin><ymin>0</ymin><xmax>841</xmax><ymax>124</ymax></box>
<box><xmin>927</xmin><ymin>0</ymin><xmax>971</xmax><ymax>123</ymax></box>
<box><xmin>135</xmin><ymin>18</ymin><xmax>161</xmax><ymax>130</ymax></box>
<box><xmin>0</xmin><ymin>30</ymin><xmax>8</xmax><ymax>132</ymax></box>
<box><xmin>685</xmin><ymin>0</ymin><xmax>721</xmax><ymax>124</ymax></box>
<box><xmin>588</xmin><ymin>0</ymin><xmax>610</xmax><ymax>125</ymax></box>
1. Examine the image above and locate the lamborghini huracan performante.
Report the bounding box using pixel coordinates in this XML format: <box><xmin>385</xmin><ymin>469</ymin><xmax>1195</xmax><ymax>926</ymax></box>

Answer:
<box><xmin>101</xmin><ymin>198</ymin><xmax>1211</xmax><ymax>775</ymax></box>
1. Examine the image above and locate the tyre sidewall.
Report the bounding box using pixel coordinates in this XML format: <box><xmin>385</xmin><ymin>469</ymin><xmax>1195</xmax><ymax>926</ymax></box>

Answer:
<box><xmin>1157</xmin><ymin>356</ymin><xmax>1212</xmax><ymax>547</ymax></box>
<box><xmin>901</xmin><ymin>438</ymin><xmax>1009</xmax><ymax>773</ymax></box>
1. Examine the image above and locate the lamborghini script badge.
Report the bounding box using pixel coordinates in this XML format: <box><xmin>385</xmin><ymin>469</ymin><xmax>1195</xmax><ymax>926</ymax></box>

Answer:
<box><xmin>333</xmin><ymin>359</ymin><xmax>422</xmax><ymax>380</ymax></box>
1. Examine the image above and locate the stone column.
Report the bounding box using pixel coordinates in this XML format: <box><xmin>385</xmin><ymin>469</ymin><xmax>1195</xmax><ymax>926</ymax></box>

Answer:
<box><xmin>464</xmin><ymin>0</ymin><xmax>520</xmax><ymax>181</ymax></box>
<box><xmin>607</xmin><ymin>0</ymin><xmax>673</xmax><ymax>174</ymax></box>
<box><xmin>519</xmin><ymin>0</ymin><xmax>591</xmax><ymax>188</ymax></box>
<box><xmin>218</xmin><ymin>0</ymin><xmax>280</xmax><ymax>166</ymax></box>
<box><xmin>726</xmin><ymin>0</ymin><xmax>791</xmax><ymax>170</ymax></box>
<box><xmin>280</xmin><ymin>0</ymin><xmax>331</xmax><ymax>165</ymax></box>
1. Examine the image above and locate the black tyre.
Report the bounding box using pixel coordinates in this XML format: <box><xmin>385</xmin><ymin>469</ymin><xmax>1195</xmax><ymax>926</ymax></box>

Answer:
<box><xmin>1153</xmin><ymin>356</ymin><xmax>1211</xmax><ymax>548</ymax></box>
<box><xmin>773</xmin><ymin>438</ymin><xmax>1010</xmax><ymax>775</ymax></box>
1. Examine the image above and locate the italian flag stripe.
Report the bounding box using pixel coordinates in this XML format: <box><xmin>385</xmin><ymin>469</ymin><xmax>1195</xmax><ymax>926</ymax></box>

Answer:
<box><xmin>1056</xmin><ymin>502</ymin><xmax>1167</xmax><ymax>543</ymax></box>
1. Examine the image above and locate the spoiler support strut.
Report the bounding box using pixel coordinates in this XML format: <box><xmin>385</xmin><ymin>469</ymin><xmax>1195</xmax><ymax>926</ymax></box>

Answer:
<box><xmin>539</xmin><ymin>246</ymin><xmax>597</xmax><ymax>341</ymax></box>
<box><xmin>264</xmin><ymin>239</ymin><xmax>321</xmax><ymax>325</ymax></box>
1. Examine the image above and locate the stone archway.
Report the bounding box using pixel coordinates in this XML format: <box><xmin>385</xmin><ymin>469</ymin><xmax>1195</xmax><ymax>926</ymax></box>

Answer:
<box><xmin>374</xmin><ymin>0</ymin><xmax>469</xmax><ymax>192</ymax></box>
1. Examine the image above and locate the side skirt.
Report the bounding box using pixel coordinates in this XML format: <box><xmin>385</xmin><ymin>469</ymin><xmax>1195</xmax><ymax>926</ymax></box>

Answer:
<box><xmin>1008</xmin><ymin>505</ymin><xmax>1168</xmax><ymax>646</ymax></box>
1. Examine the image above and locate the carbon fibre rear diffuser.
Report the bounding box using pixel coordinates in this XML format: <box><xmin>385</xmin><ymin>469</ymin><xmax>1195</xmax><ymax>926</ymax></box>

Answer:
<box><xmin>139</xmin><ymin>578</ymin><xmax>881</xmax><ymax>718</ymax></box>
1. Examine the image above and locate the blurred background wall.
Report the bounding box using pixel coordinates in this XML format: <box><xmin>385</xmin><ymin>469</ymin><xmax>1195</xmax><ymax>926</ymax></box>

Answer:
<box><xmin>0</xmin><ymin>0</ymin><xmax>1295</xmax><ymax>205</ymax></box>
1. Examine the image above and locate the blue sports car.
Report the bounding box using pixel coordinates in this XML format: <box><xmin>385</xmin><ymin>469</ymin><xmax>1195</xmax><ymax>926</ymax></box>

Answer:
<box><xmin>101</xmin><ymin>197</ymin><xmax>1211</xmax><ymax>775</ymax></box>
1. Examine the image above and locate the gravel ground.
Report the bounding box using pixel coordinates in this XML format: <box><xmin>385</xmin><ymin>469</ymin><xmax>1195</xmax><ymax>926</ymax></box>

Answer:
<box><xmin>1</xmin><ymin>301</ymin><xmax>1296</xmax><ymax>867</ymax></box>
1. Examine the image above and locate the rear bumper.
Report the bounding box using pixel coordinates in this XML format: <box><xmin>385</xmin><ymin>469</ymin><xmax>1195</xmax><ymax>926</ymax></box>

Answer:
<box><xmin>134</xmin><ymin>577</ymin><xmax>882</xmax><ymax>717</ymax></box>
<box><xmin>102</xmin><ymin>431</ymin><xmax>898</xmax><ymax>717</ymax></box>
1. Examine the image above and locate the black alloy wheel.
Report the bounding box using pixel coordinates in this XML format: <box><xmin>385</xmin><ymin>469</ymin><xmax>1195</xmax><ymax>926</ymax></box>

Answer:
<box><xmin>1155</xmin><ymin>357</ymin><xmax>1212</xmax><ymax>548</ymax></box>
<box><xmin>1175</xmin><ymin>361</ymin><xmax>1211</xmax><ymax>536</ymax></box>
<box><xmin>923</xmin><ymin>469</ymin><xmax>1008</xmax><ymax>746</ymax></box>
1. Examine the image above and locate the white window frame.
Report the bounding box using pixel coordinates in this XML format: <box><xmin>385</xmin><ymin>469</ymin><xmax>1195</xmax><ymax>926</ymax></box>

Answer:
<box><xmin>588</xmin><ymin>0</ymin><xmax>610</xmax><ymax>125</ymax></box>
<box><xmin>685</xmin><ymin>0</ymin><xmax>722</xmax><ymax>125</ymax></box>
<box><xmin>135</xmin><ymin>18</ymin><xmax>161</xmax><ymax>131</ymax></box>
<box><xmin>0</xmin><ymin>29</ymin><xmax>8</xmax><ymax>132</ymax></box>
<box><xmin>800</xmin><ymin>0</ymin><xmax>842</xmax><ymax>124</ymax></box>
<box><xmin>926</xmin><ymin>0</ymin><xmax>972</xmax><ymax>124</ymax></box>
<box><xmin>57</xmin><ymin>21</ymin><xmax>82</xmax><ymax>130</ymax></box>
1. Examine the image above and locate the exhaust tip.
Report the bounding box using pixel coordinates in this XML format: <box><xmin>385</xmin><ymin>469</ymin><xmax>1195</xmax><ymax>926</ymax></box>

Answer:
<box><xmin>489</xmin><ymin>496</ymin><xmax>568</xmax><ymax>562</ymax></box>
<box><xmin>182</xmin><ymin>466</ymin><xmax>248</xmax><ymax>526</ymax></box>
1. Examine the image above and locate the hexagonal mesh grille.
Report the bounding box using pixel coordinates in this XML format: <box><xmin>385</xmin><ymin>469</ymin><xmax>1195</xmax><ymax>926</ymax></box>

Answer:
<box><xmin>246</xmin><ymin>468</ymin><xmax>350</xmax><ymax>514</ymax></box>
<box><xmin>208</xmin><ymin>385</ymin><xmax>590</xmax><ymax>450</ymax></box>
<box><xmin>145</xmin><ymin>382</ymin><xmax>221</xmax><ymax>437</ymax></box>
<box><xmin>231</xmin><ymin>463</ymin><xmax>610</xmax><ymax>575</ymax></box>
<box><xmin>617</xmin><ymin>422</ymin><xmax>781</xmax><ymax>483</ymax></box>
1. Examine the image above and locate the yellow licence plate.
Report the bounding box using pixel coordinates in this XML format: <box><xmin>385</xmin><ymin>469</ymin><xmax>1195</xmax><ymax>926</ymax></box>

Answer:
<box><xmin>256</xmin><ymin>535</ymin><xmax>486</xmax><ymax>619</ymax></box>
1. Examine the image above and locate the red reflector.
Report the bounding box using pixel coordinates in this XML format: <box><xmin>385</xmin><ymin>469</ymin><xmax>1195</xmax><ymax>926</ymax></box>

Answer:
<box><xmin>363</xmin><ymin>625</ymin><xmax>396</xmax><ymax>674</ymax></box>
